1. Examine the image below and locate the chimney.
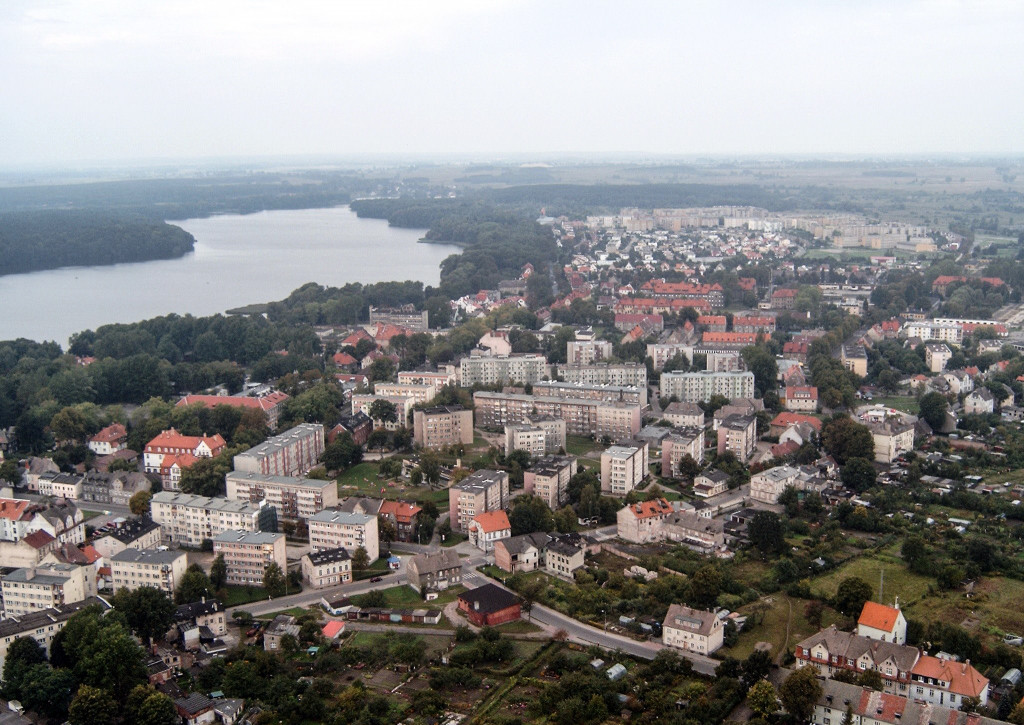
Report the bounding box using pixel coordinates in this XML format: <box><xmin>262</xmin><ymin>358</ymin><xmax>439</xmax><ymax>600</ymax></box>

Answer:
<box><xmin>25</xmin><ymin>568</ymin><xmax>35</xmax><ymax>581</ymax></box>
<box><xmin>473</xmin><ymin>600</ymin><xmax>480</xmax><ymax>611</ymax></box>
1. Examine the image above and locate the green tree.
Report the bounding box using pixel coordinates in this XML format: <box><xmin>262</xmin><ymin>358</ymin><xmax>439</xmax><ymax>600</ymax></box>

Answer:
<box><xmin>357</xmin><ymin>590</ymin><xmax>386</xmax><ymax>608</ymax></box>
<box><xmin>779</xmin><ymin>665</ymin><xmax>823</xmax><ymax>723</ymax></box>
<box><xmin>857</xmin><ymin>668</ymin><xmax>883</xmax><ymax>690</ymax></box>
<box><xmin>741</xmin><ymin>346</ymin><xmax>779</xmax><ymax>397</ymax></box>
<box><xmin>747</xmin><ymin>679</ymin><xmax>778</xmax><ymax>720</ymax></box>
<box><xmin>322</xmin><ymin>433</ymin><xmax>363</xmax><ymax>471</ymax></box>
<box><xmin>834</xmin><ymin>576</ymin><xmax>873</xmax><ymax>616</ymax></box>
<box><xmin>919</xmin><ymin>391</ymin><xmax>949</xmax><ymax>430</ymax></box>
<box><xmin>368</xmin><ymin>399</ymin><xmax>398</xmax><ymax>427</ymax></box>
<box><xmin>175</xmin><ymin>565</ymin><xmax>214</xmax><ymax>604</ymax></box>
<box><xmin>840</xmin><ymin>457</ymin><xmax>877</xmax><ymax>493</ymax></box>
<box><xmin>210</xmin><ymin>553</ymin><xmax>227</xmax><ymax>590</ymax></box>
<box><xmin>821</xmin><ymin>414</ymin><xmax>874</xmax><ymax>464</ymax></box>
<box><xmin>352</xmin><ymin>546</ymin><xmax>370</xmax><ymax>571</ymax></box>
<box><xmin>68</xmin><ymin>685</ymin><xmax>118</xmax><ymax>725</ymax></box>
<box><xmin>509</xmin><ymin>495</ymin><xmax>554</xmax><ymax>536</ymax></box>
<box><xmin>129</xmin><ymin>490</ymin><xmax>153</xmax><ymax>516</ymax></box>
<box><xmin>18</xmin><ymin>664</ymin><xmax>75</xmax><ymax>721</ymax></box>
<box><xmin>689</xmin><ymin>565</ymin><xmax>722</xmax><ymax>609</ymax></box>
<box><xmin>111</xmin><ymin>586</ymin><xmax>175</xmax><ymax>646</ymax></box>
<box><xmin>264</xmin><ymin>562</ymin><xmax>286</xmax><ymax>597</ymax></box>
<box><xmin>0</xmin><ymin>460</ymin><xmax>22</xmax><ymax>485</ymax></box>
<box><xmin>748</xmin><ymin>511</ymin><xmax>786</xmax><ymax>558</ymax></box>
<box><xmin>1</xmin><ymin>636</ymin><xmax>47</xmax><ymax>699</ymax></box>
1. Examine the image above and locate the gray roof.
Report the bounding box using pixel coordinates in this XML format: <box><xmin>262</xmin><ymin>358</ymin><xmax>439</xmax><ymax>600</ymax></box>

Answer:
<box><xmin>796</xmin><ymin>625</ymin><xmax>918</xmax><ymax>672</ymax></box>
<box><xmin>111</xmin><ymin>548</ymin><xmax>186</xmax><ymax>565</ymax></box>
<box><xmin>497</xmin><ymin>532</ymin><xmax>549</xmax><ymax>556</ymax></box>
<box><xmin>306</xmin><ymin>547</ymin><xmax>351</xmax><ymax>566</ymax></box>
<box><xmin>337</xmin><ymin>497</ymin><xmax>383</xmax><ymax>516</ymax></box>
<box><xmin>410</xmin><ymin>548</ymin><xmax>461</xmax><ymax>575</ymax></box>
<box><xmin>225</xmin><ymin>470</ymin><xmax>335</xmax><ymax>490</ymax></box>
<box><xmin>3</xmin><ymin>564</ymin><xmax>80</xmax><ymax>586</ymax></box>
<box><xmin>152</xmin><ymin>490</ymin><xmax>264</xmax><ymax>514</ymax></box>
<box><xmin>452</xmin><ymin>469</ymin><xmax>507</xmax><ymax>494</ymax></box>
<box><xmin>663</xmin><ymin>604</ymin><xmax>718</xmax><ymax>636</ymax></box>
<box><xmin>309</xmin><ymin>509</ymin><xmax>374</xmax><ymax>526</ymax></box>
<box><xmin>212</xmin><ymin>530</ymin><xmax>283</xmax><ymax>545</ymax></box>
<box><xmin>0</xmin><ymin>596</ymin><xmax>111</xmax><ymax>638</ymax></box>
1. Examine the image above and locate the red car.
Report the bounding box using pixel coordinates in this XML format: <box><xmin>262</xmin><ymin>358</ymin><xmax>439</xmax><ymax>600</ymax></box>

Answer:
<box><xmin>370</xmin><ymin>576</ymin><xmax>383</xmax><ymax>583</ymax></box>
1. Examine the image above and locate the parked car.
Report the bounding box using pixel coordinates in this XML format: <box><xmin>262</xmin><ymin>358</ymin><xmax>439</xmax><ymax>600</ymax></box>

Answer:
<box><xmin>1004</xmin><ymin>633</ymin><xmax>1023</xmax><ymax>646</ymax></box>
<box><xmin>370</xmin><ymin>576</ymin><xmax>383</xmax><ymax>583</ymax></box>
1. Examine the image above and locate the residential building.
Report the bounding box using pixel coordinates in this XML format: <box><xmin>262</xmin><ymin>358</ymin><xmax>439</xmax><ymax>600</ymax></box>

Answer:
<box><xmin>458</xmin><ymin>353</ymin><xmax>550</xmax><ymax>386</ymax></box>
<box><xmin>212</xmin><ymin>531</ymin><xmax>287</xmax><ymax>587</ymax></box>
<box><xmin>0</xmin><ymin>531</ymin><xmax>59</xmax><ymax>569</ymax></box>
<box><xmin>473</xmin><ymin>391</ymin><xmax>641</xmax><ymax>440</ymax></box>
<box><xmin>662</xmin><ymin>604</ymin><xmax>724</xmax><ymax>655</ymax></box>
<box><xmin>693</xmin><ymin>469</ymin><xmax>730</xmax><ymax>498</ymax></box>
<box><xmin>646</xmin><ymin>342</ymin><xmax>697</xmax><ymax>370</ymax></box>
<box><xmin>406</xmin><ymin>549</ymin><xmax>462</xmax><ymax>593</ymax></box>
<box><xmin>225</xmin><ymin>471</ymin><xmax>338</xmax><ymax>522</ymax></box>
<box><xmin>369</xmin><ymin>305</ymin><xmax>429</xmax><ymax>331</ymax></box>
<box><xmin>716</xmin><ymin>414</ymin><xmax>758</xmax><ymax>462</ymax></box>
<box><xmin>176</xmin><ymin>392</ymin><xmax>290</xmax><ymax>429</ymax></box>
<box><xmin>841</xmin><ymin>345</ymin><xmax>869</xmax><ymax>376</ymax></box>
<box><xmin>329</xmin><ymin>411</ymin><xmax>373</xmax><ymax>446</ymax></box>
<box><xmin>733</xmin><ymin>316</ymin><xmax>777</xmax><ymax>334</ymax></box>
<box><xmin>857</xmin><ymin>601</ymin><xmax>907</xmax><ymax>645</ymax></box>
<box><xmin>351</xmin><ymin>394</ymin><xmax>414</xmax><ymax>431</ymax></box>
<box><xmin>26</xmin><ymin>500</ymin><xmax>85</xmax><ymax>546</ymax></box>
<box><xmin>110</xmin><ymin>548</ymin><xmax>188</xmax><ymax>595</ymax></box>
<box><xmin>307</xmin><ymin>509</ymin><xmax>379</xmax><ymax>562</ymax></box>
<box><xmin>533</xmin><ymin>380</ymin><xmax>646</xmax><ymax>407</ymax></box>
<box><xmin>523</xmin><ymin>455</ymin><xmax>577</xmax><ymax>509</ymax></box>
<box><xmin>544</xmin><ymin>533</ymin><xmax>587</xmax><ymax>578</ymax></box>
<box><xmin>448</xmin><ymin>469</ymin><xmax>509</xmax><ymax>532</ymax></box>
<box><xmin>964</xmin><ymin>388</ymin><xmax>995</xmax><ymax>415</ymax></box>
<box><xmin>924</xmin><ymin>343</ymin><xmax>953</xmax><ymax>373</ymax></box>
<box><xmin>661</xmin><ymin>428</ymin><xmax>705</xmax><ymax>477</ymax></box>
<box><xmin>567</xmin><ymin>339</ymin><xmax>613</xmax><ymax>365</ymax></box>
<box><xmin>143</xmin><ymin>429</ymin><xmax>226</xmax><ymax>490</ymax></box>
<box><xmin>0</xmin><ymin>597</ymin><xmax>111</xmax><ymax>673</ymax></box>
<box><xmin>556</xmin><ymin>362</ymin><xmax>647</xmax><ymax>388</ymax></box>
<box><xmin>78</xmin><ymin>470</ymin><xmax>151</xmax><ymax>507</ymax></box>
<box><xmin>600</xmin><ymin>442</ymin><xmax>649</xmax><ymax>496</ymax></box>
<box><xmin>782</xmin><ymin>386</ymin><xmax>819</xmax><ymax>412</ymax></box>
<box><xmin>232</xmin><ymin>423</ymin><xmax>325</xmax><ymax>477</ymax></box>
<box><xmin>374</xmin><ymin>382</ymin><xmax>436</xmax><ymax>408</ymax></box>
<box><xmin>504</xmin><ymin>424</ymin><xmax>547</xmax><ymax>457</ymax></box>
<box><xmin>88</xmin><ymin>423</ymin><xmax>127</xmax><ymax>455</ymax></box>
<box><xmin>1</xmin><ymin>563</ymin><xmax>90</xmax><ymax>616</ymax></box>
<box><xmin>151</xmin><ymin>491</ymin><xmax>277</xmax><ymax>547</ymax></box>
<box><xmin>616</xmin><ymin>497</ymin><xmax>675</xmax><ymax>543</ymax></box>
<box><xmin>397</xmin><ymin>369</ymin><xmax>458</xmax><ymax>393</ymax></box>
<box><xmin>38</xmin><ymin>473</ymin><xmax>83</xmax><ymax>500</ymax></box>
<box><xmin>91</xmin><ymin>517</ymin><xmax>161</xmax><ymax>559</ymax></box>
<box><xmin>770</xmin><ymin>412</ymin><xmax>823</xmax><ymax>438</ymax></box>
<box><xmin>808</xmin><ymin>678</ymin><xmax>999</xmax><ymax>725</ymax></box>
<box><xmin>412</xmin><ymin>405</ymin><xmax>474</xmax><ymax>450</ymax></box>
<box><xmin>795</xmin><ymin>626</ymin><xmax>989</xmax><ymax>707</ymax></box>
<box><xmin>262</xmin><ymin>614</ymin><xmax>299</xmax><ymax>652</ymax></box>
<box><xmin>869</xmin><ymin>420</ymin><xmax>912</xmax><ymax>463</ymax></box>
<box><xmin>468</xmin><ymin>510</ymin><xmax>512</xmax><ymax>552</ymax></box>
<box><xmin>903</xmin><ymin>321</ymin><xmax>963</xmax><ymax>345</ymax></box>
<box><xmin>0</xmin><ymin>499</ymin><xmax>35</xmax><ymax>542</ymax></box>
<box><xmin>300</xmin><ymin>547</ymin><xmax>352</xmax><ymax>589</ymax></box>
<box><xmin>750</xmin><ymin>465</ymin><xmax>802</xmax><ymax>504</ymax></box>
<box><xmin>662</xmin><ymin>402</ymin><xmax>704</xmax><ymax>429</ymax></box>
<box><xmin>457</xmin><ymin>584</ymin><xmax>522</xmax><ymax>626</ymax></box>
<box><xmin>660</xmin><ymin>371</ymin><xmax>755</xmax><ymax>403</ymax></box>
<box><xmin>174</xmin><ymin>598</ymin><xmax>227</xmax><ymax>637</ymax></box>
<box><xmin>378</xmin><ymin>500</ymin><xmax>422</xmax><ymax>543</ymax></box>
<box><xmin>494</xmin><ymin>532</ymin><xmax>549</xmax><ymax>574</ymax></box>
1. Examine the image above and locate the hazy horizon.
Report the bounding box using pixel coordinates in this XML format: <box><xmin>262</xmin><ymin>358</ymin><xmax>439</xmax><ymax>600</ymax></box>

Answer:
<box><xmin>2</xmin><ymin>1</ymin><xmax>1022</xmax><ymax>166</ymax></box>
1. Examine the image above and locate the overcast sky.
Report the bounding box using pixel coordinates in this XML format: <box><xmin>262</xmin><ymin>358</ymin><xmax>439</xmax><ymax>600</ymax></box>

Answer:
<box><xmin>1</xmin><ymin>0</ymin><xmax>1022</xmax><ymax>166</ymax></box>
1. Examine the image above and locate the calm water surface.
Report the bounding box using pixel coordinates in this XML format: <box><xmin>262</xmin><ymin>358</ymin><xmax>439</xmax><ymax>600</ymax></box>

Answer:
<box><xmin>0</xmin><ymin>206</ymin><xmax>458</xmax><ymax>346</ymax></box>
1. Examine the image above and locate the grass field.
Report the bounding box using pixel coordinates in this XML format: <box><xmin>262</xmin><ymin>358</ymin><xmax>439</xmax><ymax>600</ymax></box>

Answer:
<box><xmin>866</xmin><ymin>396</ymin><xmax>920</xmax><ymax>415</ymax></box>
<box><xmin>223</xmin><ymin>584</ymin><xmax>301</xmax><ymax>607</ymax></box>
<box><xmin>80</xmin><ymin>509</ymin><xmax>105</xmax><ymax>520</ymax></box>
<box><xmin>496</xmin><ymin>619</ymin><xmax>545</xmax><ymax>634</ymax></box>
<box><xmin>337</xmin><ymin>461</ymin><xmax>450</xmax><ymax>509</ymax></box>
<box><xmin>373</xmin><ymin>583</ymin><xmax>466</xmax><ymax>609</ymax></box>
<box><xmin>810</xmin><ymin>549</ymin><xmax>933</xmax><ymax>607</ymax></box>
<box><xmin>565</xmin><ymin>436</ymin><xmax>600</xmax><ymax>456</ymax></box>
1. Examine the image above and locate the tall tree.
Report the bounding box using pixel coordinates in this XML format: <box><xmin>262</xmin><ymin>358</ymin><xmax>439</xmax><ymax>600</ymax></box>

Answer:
<box><xmin>68</xmin><ymin>685</ymin><xmax>119</xmax><ymax>725</ymax></box>
<box><xmin>175</xmin><ymin>565</ymin><xmax>214</xmax><ymax>604</ymax></box>
<box><xmin>748</xmin><ymin>511</ymin><xmax>786</xmax><ymax>558</ymax></box>
<box><xmin>747</xmin><ymin>679</ymin><xmax>779</xmax><ymax>720</ymax></box>
<box><xmin>834</xmin><ymin>576</ymin><xmax>873</xmax><ymax>616</ymax></box>
<box><xmin>111</xmin><ymin>586</ymin><xmax>175</xmax><ymax>646</ymax></box>
<box><xmin>821</xmin><ymin>414</ymin><xmax>874</xmax><ymax>464</ymax></box>
<box><xmin>351</xmin><ymin>546</ymin><xmax>370</xmax><ymax>571</ymax></box>
<box><xmin>129</xmin><ymin>490</ymin><xmax>152</xmax><ymax>516</ymax></box>
<box><xmin>918</xmin><ymin>391</ymin><xmax>949</xmax><ymax>430</ymax></box>
<box><xmin>210</xmin><ymin>554</ymin><xmax>227</xmax><ymax>590</ymax></box>
<box><xmin>264</xmin><ymin>562</ymin><xmax>286</xmax><ymax>597</ymax></box>
<box><xmin>779</xmin><ymin>666</ymin><xmax>823</xmax><ymax>723</ymax></box>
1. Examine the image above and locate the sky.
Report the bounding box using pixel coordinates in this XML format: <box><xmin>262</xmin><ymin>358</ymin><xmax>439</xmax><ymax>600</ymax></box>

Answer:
<box><xmin>1</xmin><ymin>0</ymin><xmax>1022</xmax><ymax>166</ymax></box>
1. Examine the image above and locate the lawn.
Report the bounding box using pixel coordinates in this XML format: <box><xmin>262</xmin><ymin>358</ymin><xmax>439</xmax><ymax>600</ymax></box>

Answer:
<box><xmin>80</xmin><ymin>509</ymin><xmax>105</xmax><ymax>520</ymax></box>
<box><xmin>867</xmin><ymin>396</ymin><xmax>920</xmax><ymax>415</ymax></box>
<box><xmin>895</xmin><ymin>576</ymin><xmax>1024</xmax><ymax>647</ymax></box>
<box><xmin>721</xmin><ymin>593</ymin><xmax>841</xmax><ymax>662</ymax></box>
<box><xmin>223</xmin><ymin>584</ymin><xmax>304</xmax><ymax>607</ymax></box>
<box><xmin>496</xmin><ymin>619</ymin><xmax>545</xmax><ymax>634</ymax></box>
<box><xmin>565</xmin><ymin>436</ymin><xmax>600</xmax><ymax>456</ymax></box>
<box><xmin>373</xmin><ymin>583</ymin><xmax>466</xmax><ymax>608</ymax></box>
<box><xmin>441</xmin><ymin>531</ymin><xmax>467</xmax><ymax>547</ymax></box>
<box><xmin>810</xmin><ymin>551</ymin><xmax>933</xmax><ymax>607</ymax></box>
<box><xmin>337</xmin><ymin>461</ymin><xmax>450</xmax><ymax>510</ymax></box>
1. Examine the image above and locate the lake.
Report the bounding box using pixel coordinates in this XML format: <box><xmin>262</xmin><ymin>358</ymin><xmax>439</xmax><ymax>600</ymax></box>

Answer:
<box><xmin>0</xmin><ymin>206</ymin><xmax>459</xmax><ymax>346</ymax></box>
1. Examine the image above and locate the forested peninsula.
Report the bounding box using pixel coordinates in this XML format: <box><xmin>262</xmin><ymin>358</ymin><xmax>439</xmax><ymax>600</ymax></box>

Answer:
<box><xmin>0</xmin><ymin>211</ymin><xmax>196</xmax><ymax>276</ymax></box>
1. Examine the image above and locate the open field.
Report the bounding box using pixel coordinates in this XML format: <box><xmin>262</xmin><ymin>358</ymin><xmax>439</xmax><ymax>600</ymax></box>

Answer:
<box><xmin>865</xmin><ymin>396</ymin><xmax>920</xmax><ymax>415</ymax></box>
<box><xmin>337</xmin><ymin>461</ymin><xmax>450</xmax><ymax>509</ymax></box>
<box><xmin>721</xmin><ymin>593</ymin><xmax>841</xmax><ymax>661</ymax></box>
<box><xmin>371</xmin><ymin>583</ymin><xmax>466</xmax><ymax>609</ymax></box>
<box><xmin>811</xmin><ymin>549</ymin><xmax>933</xmax><ymax>607</ymax></box>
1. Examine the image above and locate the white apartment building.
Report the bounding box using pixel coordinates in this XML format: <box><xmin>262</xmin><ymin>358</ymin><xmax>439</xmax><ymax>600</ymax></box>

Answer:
<box><xmin>523</xmin><ymin>455</ymin><xmax>578</xmax><ymax>509</ymax></box>
<box><xmin>556</xmin><ymin>363</ymin><xmax>647</xmax><ymax>388</ymax></box>
<box><xmin>232</xmin><ymin>423</ymin><xmax>325</xmax><ymax>478</ymax></box>
<box><xmin>374</xmin><ymin>382</ymin><xmax>436</xmax><ymax>407</ymax></box>
<box><xmin>1</xmin><ymin>564</ymin><xmax>90</xmax><ymax>617</ymax></box>
<box><xmin>109</xmin><ymin>548</ymin><xmax>188</xmax><ymax>595</ymax></box>
<box><xmin>504</xmin><ymin>424</ymin><xmax>547</xmax><ymax>457</ymax></box>
<box><xmin>600</xmin><ymin>442</ymin><xmax>649</xmax><ymax>496</ymax></box>
<box><xmin>150</xmin><ymin>491</ymin><xmax>275</xmax><ymax>547</ymax></box>
<box><xmin>225</xmin><ymin>471</ymin><xmax>338</xmax><ymax>522</ymax></box>
<box><xmin>458</xmin><ymin>353</ymin><xmax>550</xmax><ymax>386</ymax></box>
<box><xmin>661</xmin><ymin>428</ymin><xmax>705</xmax><ymax>477</ymax></box>
<box><xmin>750</xmin><ymin>465</ymin><xmax>802</xmax><ymax>504</ymax></box>
<box><xmin>397</xmin><ymin>369</ymin><xmax>458</xmax><ymax>393</ymax></box>
<box><xmin>0</xmin><ymin>598</ymin><xmax>110</xmax><ymax>673</ymax></box>
<box><xmin>448</xmin><ymin>469</ymin><xmax>510</xmax><ymax>532</ymax></box>
<box><xmin>662</xmin><ymin>604</ymin><xmax>724</xmax><ymax>655</ymax></box>
<box><xmin>566</xmin><ymin>339</ymin><xmax>613</xmax><ymax>365</ymax></box>
<box><xmin>307</xmin><ymin>509</ymin><xmax>379</xmax><ymax>562</ymax></box>
<box><xmin>300</xmin><ymin>547</ymin><xmax>352</xmax><ymax>589</ymax></box>
<box><xmin>660</xmin><ymin>371</ymin><xmax>755</xmax><ymax>403</ymax></box>
<box><xmin>212</xmin><ymin>531</ymin><xmax>287</xmax><ymax>587</ymax></box>
<box><xmin>924</xmin><ymin>342</ymin><xmax>953</xmax><ymax>373</ymax></box>
<box><xmin>903</xmin><ymin>322</ymin><xmax>963</xmax><ymax>345</ymax></box>
<box><xmin>869</xmin><ymin>420</ymin><xmax>913</xmax><ymax>463</ymax></box>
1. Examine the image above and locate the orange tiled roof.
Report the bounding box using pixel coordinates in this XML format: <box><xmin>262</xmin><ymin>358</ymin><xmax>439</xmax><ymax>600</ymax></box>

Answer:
<box><xmin>380</xmin><ymin>500</ymin><xmax>422</xmax><ymax>524</ymax></box>
<box><xmin>858</xmin><ymin>601</ymin><xmax>901</xmax><ymax>632</ymax></box>
<box><xmin>910</xmin><ymin>655</ymin><xmax>988</xmax><ymax>698</ymax></box>
<box><xmin>627</xmin><ymin>497</ymin><xmax>674</xmax><ymax>520</ymax></box>
<box><xmin>90</xmin><ymin>423</ymin><xmax>127</xmax><ymax>443</ymax></box>
<box><xmin>470</xmin><ymin>510</ymin><xmax>511</xmax><ymax>534</ymax></box>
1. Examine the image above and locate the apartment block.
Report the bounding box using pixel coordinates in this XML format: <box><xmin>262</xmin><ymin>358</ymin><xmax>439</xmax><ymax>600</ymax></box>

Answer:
<box><xmin>0</xmin><ymin>597</ymin><xmax>110</xmax><ymax>673</ymax></box>
<box><xmin>109</xmin><ymin>548</ymin><xmax>188</xmax><ymax>595</ymax></box>
<box><xmin>661</xmin><ymin>428</ymin><xmax>705</xmax><ymax>477</ymax></box>
<box><xmin>473</xmin><ymin>391</ymin><xmax>641</xmax><ymax>440</ymax></box>
<box><xmin>716</xmin><ymin>414</ymin><xmax>758</xmax><ymax>462</ymax></box>
<box><xmin>232</xmin><ymin>423</ymin><xmax>325</xmax><ymax>478</ymax></box>
<box><xmin>1</xmin><ymin>563</ymin><xmax>91</xmax><ymax>617</ymax></box>
<box><xmin>533</xmin><ymin>380</ymin><xmax>647</xmax><ymax>407</ymax></box>
<box><xmin>600</xmin><ymin>442</ymin><xmax>649</xmax><ymax>496</ymax></box>
<box><xmin>150</xmin><ymin>491</ymin><xmax>276</xmax><ymax>547</ymax></box>
<box><xmin>412</xmin><ymin>405</ymin><xmax>474</xmax><ymax>450</ymax></box>
<box><xmin>556</xmin><ymin>362</ymin><xmax>647</xmax><ymax>388</ymax></box>
<box><xmin>225</xmin><ymin>471</ymin><xmax>338</xmax><ymax>522</ymax></box>
<box><xmin>504</xmin><ymin>424</ymin><xmax>547</xmax><ymax>457</ymax></box>
<box><xmin>374</xmin><ymin>382</ymin><xmax>436</xmax><ymax>407</ymax></box>
<box><xmin>212</xmin><ymin>531</ymin><xmax>287</xmax><ymax>587</ymax></box>
<box><xmin>661</xmin><ymin>402</ymin><xmax>704</xmax><ymax>429</ymax></box>
<box><xmin>924</xmin><ymin>342</ymin><xmax>953</xmax><ymax>373</ymax></box>
<box><xmin>449</xmin><ymin>469</ymin><xmax>509</xmax><ymax>532</ymax></box>
<box><xmin>300</xmin><ymin>547</ymin><xmax>352</xmax><ymax>589</ymax></box>
<box><xmin>308</xmin><ymin>509</ymin><xmax>379</xmax><ymax>562</ymax></box>
<box><xmin>841</xmin><ymin>345</ymin><xmax>869</xmax><ymax>377</ymax></box>
<box><xmin>397</xmin><ymin>369</ymin><xmax>458</xmax><ymax>393</ymax></box>
<box><xmin>458</xmin><ymin>353</ymin><xmax>550</xmax><ymax>386</ymax></box>
<box><xmin>523</xmin><ymin>455</ymin><xmax>578</xmax><ymax>509</ymax></box>
<box><xmin>566</xmin><ymin>339</ymin><xmax>613</xmax><ymax>364</ymax></box>
<box><xmin>660</xmin><ymin>371</ymin><xmax>755</xmax><ymax>403</ymax></box>
<box><xmin>870</xmin><ymin>420</ymin><xmax>913</xmax><ymax>464</ymax></box>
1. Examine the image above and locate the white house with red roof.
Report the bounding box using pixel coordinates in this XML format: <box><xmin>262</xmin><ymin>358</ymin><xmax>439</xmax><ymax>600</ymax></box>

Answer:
<box><xmin>468</xmin><ymin>510</ymin><xmax>511</xmax><ymax>552</ymax></box>
<box><xmin>143</xmin><ymin>429</ymin><xmax>227</xmax><ymax>490</ymax></box>
<box><xmin>857</xmin><ymin>600</ymin><xmax>907</xmax><ymax>645</ymax></box>
<box><xmin>782</xmin><ymin>385</ymin><xmax>819</xmax><ymax>412</ymax></box>
<box><xmin>88</xmin><ymin>423</ymin><xmax>128</xmax><ymax>455</ymax></box>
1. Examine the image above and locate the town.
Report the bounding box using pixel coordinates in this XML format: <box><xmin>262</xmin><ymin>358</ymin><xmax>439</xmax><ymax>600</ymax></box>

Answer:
<box><xmin>2</xmin><ymin>198</ymin><xmax>1024</xmax><ymax>725</ymax></box>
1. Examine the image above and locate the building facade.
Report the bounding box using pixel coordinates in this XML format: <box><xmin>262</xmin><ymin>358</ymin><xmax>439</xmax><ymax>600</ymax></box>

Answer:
<box><xmin>212</xmin><ymin>531</ymin><xmax>287</xmax><ymax>587</ymax></box>
<box><xmin>523</xmin><ymin>455</ymin><xmax>577</xmax><ymax>509</ymax></box>
<box><xmin>600</xmin><ymin>442</ymin><xmax>649</xmax><ymax>496</ymax></box>
<box><xmin>307</xmin><ymin>509</ymin><xmax>379</xmax><ymax>562</ymax></box>
<box><xmin>412</xmin><ymin>405</ymin><xmax>474</xmax><ymax>450</ymax></box>
<box><xmin>660</xmin><ymin>371</ymin><xmax>755</xmax><ymax>403</ymax></box>
<box><xmin>109</xmin><ymin>548</ymin><xmax>188</xmax><ymax>595</ymax></box>
<box><xmin>232</xmin><ymin>423</ymin><xmax>325</xmax><ymax>478</ymax></box>
<box><xmin>448</xmin><ymin>470</ymin><xmax>510</xmax><ymax>532</ymax></box>
<box><xmin>150</xmin><ymin>491</ymin><xmax>276</xmax><ymax>547</ymax></box>
<box><xmin>225</xmin><ymin>471</ymin><xmax>338</xmax><ymax>522</ymax></box>
<box><xmin>662</xmin><ymin>604</ymin><xmax>724</xmax><ymax>655</ymax></box>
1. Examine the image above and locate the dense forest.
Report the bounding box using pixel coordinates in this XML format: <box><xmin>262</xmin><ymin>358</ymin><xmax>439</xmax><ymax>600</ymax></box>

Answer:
<box><xmin>0</xmin><ymin>211</ymin><xmax>196</xmax><ymax>276</ymax></box>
